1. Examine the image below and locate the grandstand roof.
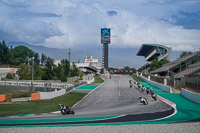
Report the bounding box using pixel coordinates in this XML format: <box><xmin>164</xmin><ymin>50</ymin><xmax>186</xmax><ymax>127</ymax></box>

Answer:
<box><xmin>151</xmin><ymin>51</ymin><xmax>200</xmax><ymax>74</ymax></box>
<box><xmin>174</xmin><ymin>63</ymin><xmax>200</xmax><ymax>79</ymax></box>
<box><xmin>137</xmin><ymin>44</ymin><xmax>169</xmax><ymax>56</ymax></box>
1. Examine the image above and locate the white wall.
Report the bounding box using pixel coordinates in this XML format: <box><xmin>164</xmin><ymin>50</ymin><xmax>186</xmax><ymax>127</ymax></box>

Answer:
<box><xmin>181</xmin><ymin>88</ymin><xmax>200</xmax><ymax>104</ymax></box>
<box><xmin>40</xmin><ymin>89</ymin><xmax>66</xmax><ymax>99</ymax></box>
<box><xmin>140</xmin><ymin>76</ymin><xmax>171</xmax><ymax>93</ymax></box>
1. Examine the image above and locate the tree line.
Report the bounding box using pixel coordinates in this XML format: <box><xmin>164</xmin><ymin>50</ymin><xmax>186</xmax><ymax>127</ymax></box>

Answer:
<box><xmin>0</xmin><ymin>40</ymin><xmax>80</xmax><ymax>81</ymax></box>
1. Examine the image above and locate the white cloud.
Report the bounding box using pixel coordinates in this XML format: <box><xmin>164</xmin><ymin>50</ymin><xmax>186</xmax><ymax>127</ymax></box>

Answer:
<box><xmin>0</xmin><ymin>0</ymin><xmax>200</xmax><ymax>51</ymax></box>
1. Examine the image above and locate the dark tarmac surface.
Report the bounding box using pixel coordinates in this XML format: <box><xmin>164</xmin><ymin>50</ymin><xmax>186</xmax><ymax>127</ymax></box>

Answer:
<box><xmin>0</xmin><ymin>75</ymin><xmax>173</xmax><ymax>126</ymax></box>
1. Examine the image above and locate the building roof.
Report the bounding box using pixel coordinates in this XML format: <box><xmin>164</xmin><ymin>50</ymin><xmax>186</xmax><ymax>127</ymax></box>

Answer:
<box><xmin>74</xmin><ymin>63</ymin><xmax>98</xmax><ymax>73</ymax></box>
<box><xmin>151</xmin><ymin>51</ymin><xmax>200</xmax><ymax>74</ymax></box>
<box><xmin>174</xmin><ymin>63</ymin><xmax>200</xmax><ymax>79</ymax></box>
<box><xmin>137</xmin><ymin>44</ymin><xmax>172</xmax><ymax>62</ymax></box>
<box><xmin>137</xmin><ymin>44</ymin><xmax>169</xmax><ymax>56</ymax></box>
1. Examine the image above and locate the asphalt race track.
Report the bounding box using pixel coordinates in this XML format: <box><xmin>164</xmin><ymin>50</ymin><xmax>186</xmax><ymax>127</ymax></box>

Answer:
<box><xmin>73</xmin><ymin>75</ymin><xmax>173</xmax><ymax>117</ymax></box>
<box><xmin>0</xmin><ymin>75</ymin><xmax>174</xmax><ymax>127</ymax></box>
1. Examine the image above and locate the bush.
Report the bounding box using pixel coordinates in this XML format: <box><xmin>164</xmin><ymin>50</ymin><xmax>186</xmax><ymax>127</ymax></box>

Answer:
<box><xmin>6</xmin><ymin>73</ymin><xmax>15</xmax><ymax>79</ymax></box>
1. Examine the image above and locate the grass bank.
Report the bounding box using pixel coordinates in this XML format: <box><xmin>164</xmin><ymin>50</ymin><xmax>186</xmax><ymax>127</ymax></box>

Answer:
<box><xmin>0</xmin><ymin>92</ymin><xmax>87</xmax><ymax>116</ymax></box>
<box><xmin>90</xmin><ymin>75</ymin><xmax>104</xmax><ymax>85</ymax></box>
<box><xmin>131</xmin><ymin>75</ymin><xmax>144</xmax><ymax>82</ymax></box>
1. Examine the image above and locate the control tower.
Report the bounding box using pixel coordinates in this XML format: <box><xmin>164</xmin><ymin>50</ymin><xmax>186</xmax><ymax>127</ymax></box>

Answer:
<box><xmin>101</xmin><ymin>28</ymin><xmax>111</xmax><ymax>70</ymax></box>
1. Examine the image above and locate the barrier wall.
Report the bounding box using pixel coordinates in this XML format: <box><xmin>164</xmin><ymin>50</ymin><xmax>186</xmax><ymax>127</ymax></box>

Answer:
<box><xmin>0</xmin><ymin>95</ymin><xmax>6</xmax><ymax>102</ymax></box>
<box><xmin>140</xmin><ymin>76</ymin><xmax>170</xmax><ymax>93</ymax></box>
<box><xmin>39</xmin><ymin>89</ymin><xmax>66</xmax><ymax>100</ymax></box>
<box><xmin>0</xmin><ymin>94</ymin><xmax>12</xmax><ymax>102</ymax></box>
<box><xmin>181</xmin><ymin>88</ymin><xmax>200</xmax><ymax>104</ymax></box>
<box><xmin>31</xmin><ymin>93</ymin><xmax>40</xmax><ymax>101</ymax></box>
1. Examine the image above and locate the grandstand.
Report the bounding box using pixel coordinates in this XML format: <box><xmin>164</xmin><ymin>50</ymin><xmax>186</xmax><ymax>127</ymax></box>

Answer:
<box><xmin>137</xmin><ymin>44</ymin><xmax>172</xmax><ymax>62</ymax></box>
<box><xmin>151</xmin><ymin>51</ymin><xmax>200</xmax><ymax>76</ymax></box>
<box><xmin>137</xmin><ymin>44</ymin><xmax>172</xmax><ymax>71</ymax></box>
<box><xmin>136</xmin><ymin>43</ymin><xmax>200</xmax><ymax>92</ymax></box>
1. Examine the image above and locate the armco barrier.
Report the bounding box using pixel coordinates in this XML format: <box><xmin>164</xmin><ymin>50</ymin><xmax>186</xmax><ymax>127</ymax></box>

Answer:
<box><xmin>39</xmin><ymin>89</ymin><xmax>66</xmax><ymax>100</ymax></box>
<box><xmin>31</xmin><ymin>93</ymin><xmax>40</xmax><ymax>100</ymax></box>
<box><xmin>181</xmin><ymin>88</ymin><xmax>200</xmax><ymax>104</ymax></box>
<box><xmin>140</xmin><ymin>76</ymin><xmax>170</xmax><ymax>93</ymax></box>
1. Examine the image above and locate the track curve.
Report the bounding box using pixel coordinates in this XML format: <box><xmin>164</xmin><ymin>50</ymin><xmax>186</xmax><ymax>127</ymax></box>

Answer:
<box><xmin>0</xmin><ymin>75</ymin><xmax>175</xmax><ymax>126</ymax></box>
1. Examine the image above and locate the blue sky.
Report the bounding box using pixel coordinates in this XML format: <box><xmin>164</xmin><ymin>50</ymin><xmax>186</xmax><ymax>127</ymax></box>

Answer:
<box><xmin>0</xmin><ymin>0</ymin><xmax>200</xmax><ymax>51</ymax></box>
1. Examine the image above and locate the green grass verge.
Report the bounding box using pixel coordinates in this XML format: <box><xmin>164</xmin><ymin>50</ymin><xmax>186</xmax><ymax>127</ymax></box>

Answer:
<box><xmin>131</xmin><ymin>75</ymin><xmax>144</xmax><ymax>82</ymax></box>
<box><xmin>0</xmin><ymin>92</ymin><xmax>87</xmax><ymax>116</ymax></box>
<box><xmin>0</xmin><ymin>86</ymin><xmax>31</xmax><ymax>98</ymax></box>
<box><xmin>90</xmin><ymin>75</ymin><xmax>104</xmax><ymax>85</ymax></box>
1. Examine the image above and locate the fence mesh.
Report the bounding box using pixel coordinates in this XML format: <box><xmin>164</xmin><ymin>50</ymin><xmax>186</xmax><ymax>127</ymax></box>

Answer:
<box><xmin>142</xmin><ymin>72</ymin><xmax>200</xmax><ymax>93</ymax></box>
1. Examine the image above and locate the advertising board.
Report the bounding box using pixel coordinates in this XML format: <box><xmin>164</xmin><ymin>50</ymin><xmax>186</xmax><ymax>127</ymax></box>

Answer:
<box><xmin>101</xmin><ymin>28</ymin><xmax>110</xmax><ymax>44</ymax></box>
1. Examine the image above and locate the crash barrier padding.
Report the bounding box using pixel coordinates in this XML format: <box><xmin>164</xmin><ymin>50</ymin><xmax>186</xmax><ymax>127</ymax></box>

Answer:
<box><xmin>140</xmin><ymin>76</ymin><xmax>170</xmax><ymax>93</ymax></box>
<box><xmin>31</xmin><ymin>93</ymin><xmax>40</xmax><ymax>100</ymax></box>
<box><xmin>181</xmin><ymin>88</ymin><xmax>200</xmax><ymax>104</ymax></box>
<box><xmin>0</xmin><ymin>94</ymin><xmax>12</xmax><ymax>102</ymax></box>
<box><xmin>39</xmin><ymin>89</ymin><xmax>66</xmax><ymax>100</ymax></box>
<box><xmin>0</xmin><ymin>95</ymin><xmax>6</xmax><ymax>102</ymax></box>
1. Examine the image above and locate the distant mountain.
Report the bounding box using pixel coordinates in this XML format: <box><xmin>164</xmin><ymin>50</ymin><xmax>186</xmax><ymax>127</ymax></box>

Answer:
<box><xmin>7</xmin><ymin>42</ymin><xmax>147</xmax><ymax>68</ymax></box>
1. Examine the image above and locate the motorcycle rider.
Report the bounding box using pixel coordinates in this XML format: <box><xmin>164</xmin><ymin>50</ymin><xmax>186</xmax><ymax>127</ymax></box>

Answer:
<box><xmin>58</xmin><ymin>104</ymin><xmax>69</xmax><ymax>111</ymax></box>
<box><xmin>151</xmin><ymin>93</ymin><xmax>157</xmax><ymax>101</ymax></box>
<box><xmin>139</xmin><ymin>96</ymin><xmax>148</xmax><ymax>105</ymax></box>
<box><xmin>129</xmin><ymin>80</ymin><xmax>132</xmax><ymax>88</ymax></box>
<box><xmin>150</xmin><ymin>88</ymin><xmax>154</xmax><ymax>95</ymax></box>
<box><xmin>141</xmin><ymin>85</ymin><xmax>145</xmax><ymax>92</ymax></box>
<box><xmin>146</xmin><ymin>86</ymin><xmax>150</xmax><ymax>94</ymax></box>
<box><xmin>137</xmin><ymin>82</ymin><xmax>141</xmax><ymax>89</ymax></box>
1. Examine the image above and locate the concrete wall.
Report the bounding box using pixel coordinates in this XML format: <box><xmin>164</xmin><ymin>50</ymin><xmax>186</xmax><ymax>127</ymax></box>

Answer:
<box><xmin>140</xmin><ymin>76</ymin><xmax>170</xmax><ymax>93</ymax></box>
<box><xmin>39</xmin><ymin>89</ymin><xmax>66</xmax><ymax>100</ymax></box>
<box><xmin>181</xmin><ymin>88</ymin><xmax>200</xmax><ymax>104</ymax></box>
<box><xmin>82</xmin><ymin>74</ymin><xmax>95</xmax><ymax>84</ymax></box>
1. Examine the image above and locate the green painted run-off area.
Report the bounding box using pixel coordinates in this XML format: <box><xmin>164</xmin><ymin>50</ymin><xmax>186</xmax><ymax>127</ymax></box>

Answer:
<box><xmin>134</xmin><ymin>82</ymin><xmax>200</xmax><ymax>124</ymax></box>
<box><xmin>75</xmin><ymin>85</ymin><xmax>98</xmax><ymax>90</ymax></box>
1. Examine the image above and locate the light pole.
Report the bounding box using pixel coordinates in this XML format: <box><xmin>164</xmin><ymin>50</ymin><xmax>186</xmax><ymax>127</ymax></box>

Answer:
<box><xmin>68</xmin><ymin>48</ymin><xmax>71</xmax><ymax>63</ymax></box>
<box><xmin>31</xmin><ymin>57</ymin><xmax>34</xmax><ymax>92</ymax></box>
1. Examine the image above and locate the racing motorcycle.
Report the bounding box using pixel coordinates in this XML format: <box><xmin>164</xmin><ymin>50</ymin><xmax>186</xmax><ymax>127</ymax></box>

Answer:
<box><xmin>139</xmin><ymin>96</ymin><xmax>148</xmax><ymax>105</ymax></box>
<box><xmin>58</xmin><ymin>104</ymin><xmax>75</xmax><ymax>115</ymax></box>
<box><xmin>151</xmin><ymin>93</ymin><xmax>157</xmax><ymax>101</ymax></box>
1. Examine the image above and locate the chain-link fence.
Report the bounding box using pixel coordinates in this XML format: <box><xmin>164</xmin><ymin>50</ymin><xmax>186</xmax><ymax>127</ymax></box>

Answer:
<box><xmin>142</xmin><ymin>73</ymin><xmax>165</xmax><ymax>85</ymax></box>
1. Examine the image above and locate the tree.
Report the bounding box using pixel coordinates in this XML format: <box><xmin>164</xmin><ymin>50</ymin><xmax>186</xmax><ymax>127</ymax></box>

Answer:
<box><xmin>42</xmin><ymin>57</ymin><xmax>55</xmax><ymax>80</ymax></box>
<box><xmin>61</xmin><ymin>59</ymin><xmax>70</xmax><ymax>77</ymax></box>
<box><xmin>0</xmin><ymin>40</ymin><xmax>9</xmax><ymax>64</ymax></box>
<box><xmin>6</xmin><ymin>73</ymin><xmax>15</xmax><ymax>79</ymax></box>
<box><xmin>180</xmin><ymin>51</ymin><xmax>193</xmax><ymax>58</ymax></box>
<box><xmin>34</xmin><ymin>66</ymin><xmax>44</xmax><ymax>80</ymax></box>
<box><xmin>70</xmin><ymin>63</ymin><xmax>80</xmax><ymax>77</ymax></box>
<box><xmin>54</xmin><ymin>64</ymin><xmax>65</xmax><ymax>81</ymax></box>
<box><xmin>34</xmin><ymin>52</ymin><xmax>40</xmax><ymax>66</ymax></box>
<box><xmin>149</xmin><ymin>59</ymin><xmax>169</xmax><ymax>72</ymax></box>
<box><xmin>41</xmin><ymin>53</ymin><xmax>47</xmax><ymax>66</ymax></box>
<box><xmin>18</xmin><ymin>64</ymin><xmax>32</xmax><ymax>80</ymax></box>
<box><xmin>10</xmin><ymin>46</ymin><xmax>34</xmax><ymax>65</ymax></box>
